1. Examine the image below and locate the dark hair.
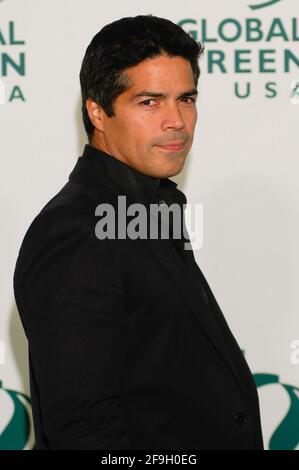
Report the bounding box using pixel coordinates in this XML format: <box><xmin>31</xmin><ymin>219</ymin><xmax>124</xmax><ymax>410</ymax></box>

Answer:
<box><xmin>79</xmin><ymin>14</ymin><xmax>205</xmax><ymax>142</ymax></box>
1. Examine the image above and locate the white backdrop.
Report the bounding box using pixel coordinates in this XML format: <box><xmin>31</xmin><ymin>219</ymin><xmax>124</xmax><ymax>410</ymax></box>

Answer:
<box><xmin>0</xmin><ymin>0</ymin><xmax>298</xmax><ymax>450</ymax></box>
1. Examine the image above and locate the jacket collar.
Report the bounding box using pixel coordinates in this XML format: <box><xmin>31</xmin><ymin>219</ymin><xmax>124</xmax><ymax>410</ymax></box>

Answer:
<box><xmin>76</xmin><ymin>144</ymin><xmax>185</xmax><ymax>208</ymax></box>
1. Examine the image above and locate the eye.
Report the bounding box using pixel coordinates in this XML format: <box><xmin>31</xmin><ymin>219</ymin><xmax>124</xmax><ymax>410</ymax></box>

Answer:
<box><xmin>139</xmin><ymin>99</ymin><xmax>156</xmax><ymax>107</ymax></box>
<box><xmin>181</xmin><ymin>96</ymin><xmax>196</xmax><ymax>104</ymax></box>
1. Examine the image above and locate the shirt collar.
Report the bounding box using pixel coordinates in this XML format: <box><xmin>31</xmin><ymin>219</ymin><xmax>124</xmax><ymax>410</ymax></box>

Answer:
<box><xmin>81</xmin><ymin>144</ymin><xmax>186</xmax><ymax>207</ymax></box>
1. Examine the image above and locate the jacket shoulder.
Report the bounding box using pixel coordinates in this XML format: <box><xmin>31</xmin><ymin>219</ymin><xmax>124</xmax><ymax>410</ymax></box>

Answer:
<box><xmin>40</xmin><ymin>178</ymin><xmax>113</xmax><ymax>214</ymax></box>
<box><xmin>15</xmin><ymin>179</ymin><xmax>117</xmax><ymax>259</ymax></box>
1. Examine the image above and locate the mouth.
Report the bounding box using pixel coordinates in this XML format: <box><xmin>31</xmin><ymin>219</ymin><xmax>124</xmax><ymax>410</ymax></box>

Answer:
<box><xmin>155</xmin><ymin>143</ymin><xmax>185</xmax><ymax>152</ymax></box>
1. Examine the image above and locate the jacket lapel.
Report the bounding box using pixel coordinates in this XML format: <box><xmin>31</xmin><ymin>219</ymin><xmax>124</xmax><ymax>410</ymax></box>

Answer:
<box><xmin>140</xmin><ymin>235</ymin><xmax>247</xmax><ymax>397</ymax></box>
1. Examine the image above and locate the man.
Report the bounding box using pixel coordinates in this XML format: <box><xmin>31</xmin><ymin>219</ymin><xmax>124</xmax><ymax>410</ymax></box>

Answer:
<box><xmin>13</xmin><ymin>15</ymin><xmax>264</xmax><ymax>450</ymax></box>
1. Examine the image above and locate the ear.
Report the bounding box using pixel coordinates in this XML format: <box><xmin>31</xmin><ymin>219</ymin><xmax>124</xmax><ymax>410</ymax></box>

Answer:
<box><xmin>85</xmin><ymin>98</ymin><xmax>106</xmax><ymax>133</ymax></box>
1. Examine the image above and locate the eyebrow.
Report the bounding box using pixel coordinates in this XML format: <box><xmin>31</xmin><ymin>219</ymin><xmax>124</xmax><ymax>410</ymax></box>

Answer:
<box><xmin>131</xmin><ymin>88</ymin><xmax>198</xmax><ymax>100</ymax></box>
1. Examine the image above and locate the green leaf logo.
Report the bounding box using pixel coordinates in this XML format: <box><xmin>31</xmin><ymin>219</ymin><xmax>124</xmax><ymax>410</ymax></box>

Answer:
<box><xmin>0</xmin><ymin>381</ymin><xmax>33</xmax><ymax>450</ymax></box>
<box><xmin>254</xmin><ymin>373</ymin><xmax>299</xmax><ymax>450</ymax></box>
<box><xmin>249</xmin><ymin>0</ymin><xmax>282</xmax><ymax>9</ymax></box>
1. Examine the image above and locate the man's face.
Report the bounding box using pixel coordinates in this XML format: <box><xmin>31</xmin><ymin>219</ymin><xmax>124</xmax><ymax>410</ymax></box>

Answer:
<box><xmin>90</xmin><ymin>54</ymin><xmax>198</xmax><ymax>178</ymax></box>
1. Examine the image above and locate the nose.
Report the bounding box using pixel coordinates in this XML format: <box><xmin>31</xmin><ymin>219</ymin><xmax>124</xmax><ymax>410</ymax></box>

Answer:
<box><xmin>161</xmin><ymin>101</ymin><xmax>185</xmax><ymax>131</ymax></box>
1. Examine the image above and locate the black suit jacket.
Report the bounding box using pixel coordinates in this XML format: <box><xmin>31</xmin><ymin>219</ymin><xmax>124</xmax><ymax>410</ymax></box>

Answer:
<box><xmin>13</xmin><ymin>145</ymin><xmax>264</xmax><ymax>450</ymax></box>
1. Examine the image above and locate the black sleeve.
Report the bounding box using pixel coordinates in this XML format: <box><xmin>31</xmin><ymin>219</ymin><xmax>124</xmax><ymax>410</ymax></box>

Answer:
<box><xmin>13</xmin><ymin>207</ymin><xmax>131</xmax><ymax>449</ymax></box>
